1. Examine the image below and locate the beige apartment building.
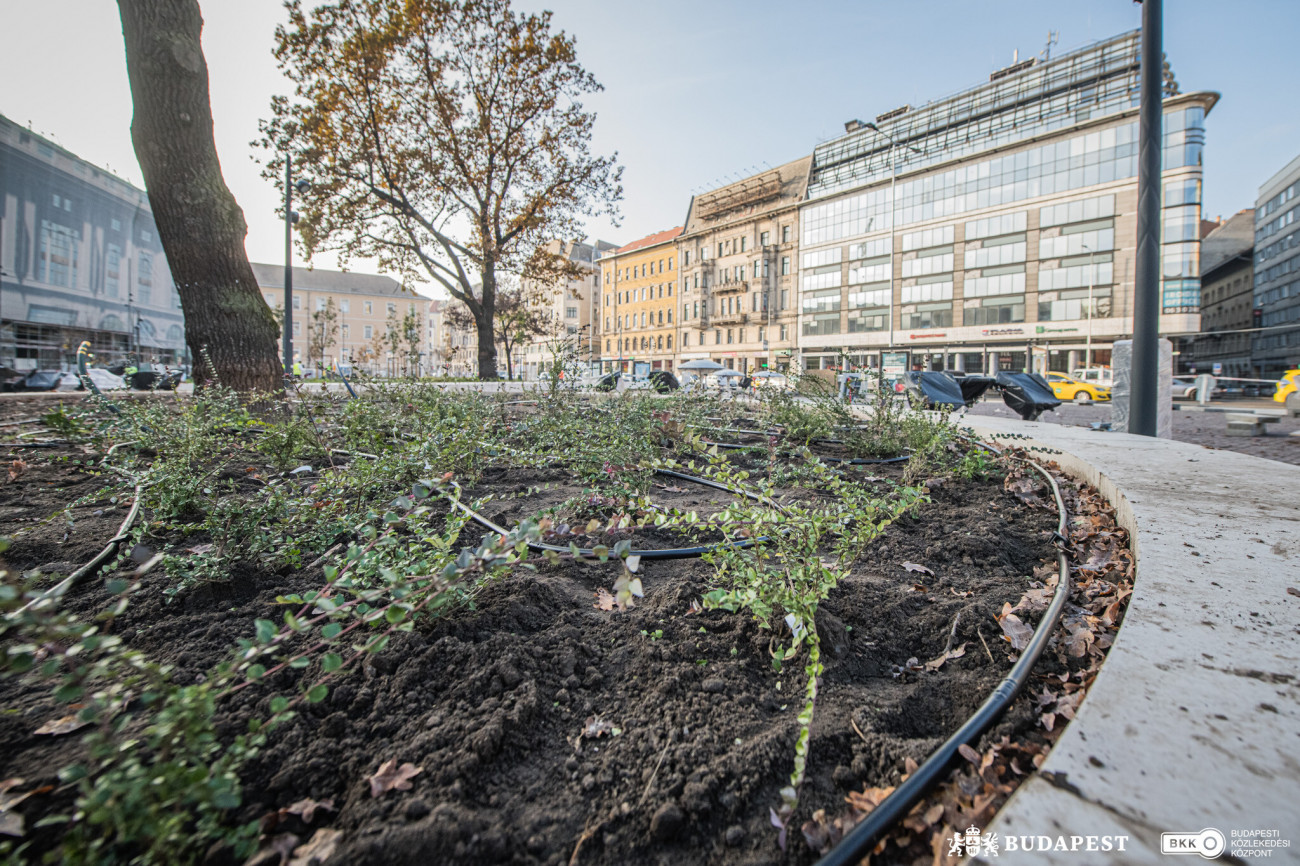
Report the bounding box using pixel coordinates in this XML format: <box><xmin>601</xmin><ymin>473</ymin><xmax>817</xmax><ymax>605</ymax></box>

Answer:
<box><xmin>676</xmin><ymin>158</ymin><xmax>810</xmax><ymax>373</ymax></box>
<box><xmin>601</xmin><ymin>228</ymin><xmax>682</xmax><ymax>374</ymax></box>
<box><xmin>519</xmin><ymin>238</ymin><xmax>617</xmax><ymax>379</ymax></box>
<box><xmin>251</xmin><ymin>263</ymin><xmax>423</xmax><ymax>375</ymax></box>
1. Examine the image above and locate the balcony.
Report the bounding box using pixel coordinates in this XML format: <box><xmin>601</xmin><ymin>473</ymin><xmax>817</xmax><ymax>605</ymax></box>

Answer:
<box><xmin>711</xmin><ymin>311</ymin><xmax>750</xmax><ymax>326</ymax></box>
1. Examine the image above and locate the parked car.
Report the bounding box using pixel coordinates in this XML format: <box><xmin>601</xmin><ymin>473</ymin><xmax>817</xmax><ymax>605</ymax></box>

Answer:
<box><xmin>1070</xmin><ymin>366</ymin><xmax>1113</xmax><ymax>388</ymax></box>
<box><xmin>1046</xmin><ymin>371</ymin><xmax>1111</xmax><ymax>403</ymax></box>
<box><xmin>1171</xmin><ymin>377</ymin><xmax>1225</xmax><ymax>400</ymax></box>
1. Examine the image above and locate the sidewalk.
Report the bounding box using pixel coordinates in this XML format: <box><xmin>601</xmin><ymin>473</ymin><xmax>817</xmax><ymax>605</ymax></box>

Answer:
<box><xmin>968</xmin><ymin>415</ymin><xmax>1300</xmax><ymax>863</ymax></box>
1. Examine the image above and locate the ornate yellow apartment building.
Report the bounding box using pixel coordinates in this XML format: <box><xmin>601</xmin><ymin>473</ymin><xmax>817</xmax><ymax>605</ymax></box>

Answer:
<box><xmin>600</xmin><ymin>227</ymin><xmax>682</xmax><ymax>374</ymax></box>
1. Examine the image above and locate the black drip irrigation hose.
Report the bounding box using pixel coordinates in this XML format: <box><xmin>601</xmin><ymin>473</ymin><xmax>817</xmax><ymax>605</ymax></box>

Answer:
<box><xmin>451</xmin><ymin>468</ymin><xmax>784</xmax><ymax>560</ymax></box>
<box><xmin>817</xmin><ymin>454</ymin><xmax>1071</xmax><ymax>866</ymax></box>
<box><xmin>17</xmin><ymin>482</ymin><xmax>145</xmax><ymax>614</ymax></box>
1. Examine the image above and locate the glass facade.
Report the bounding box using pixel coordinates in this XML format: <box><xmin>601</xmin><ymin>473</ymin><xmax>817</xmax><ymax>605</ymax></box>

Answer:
<box><xmin>808</xmin><ymin>32</ymin><xmax>1145</xmax><ymax>200</ymax></box>
<box><xmin>1252</xmin><ymin>162</ymin><xmax>1300</xmax><ymax>374</ymax></box>
<box><xmin>803</xmin><ymin>110</ymin><xmax>1203</xmax><ymax>249</ymax></box>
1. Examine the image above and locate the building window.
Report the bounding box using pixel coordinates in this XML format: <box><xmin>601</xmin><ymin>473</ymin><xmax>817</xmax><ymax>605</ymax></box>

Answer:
<box><xmin>740</xmin><ymin>237</ymin><xmax>747</xmax><ymax>252</ymax></box>
<box><xmin>781</xmin><ymin>256</ymin><xmax>790</xmax><ymax>275</ymax></box>
<box><xmin>683</xmin><ymin>333</ymin><xmax>690</xmax><ymax>347</ymax></box>
<box><xmin>760</xmin><ymin>231</ymin><xmax>770</xmax><ymax>246</ymax></box>
<box><xmin>317</xmin><ymin>298</ymin><xmax>327</xmax><ymax>311</ymax></box>
<box><xmin>341</xmin><ymin>324</ymin><xmax>350</xmax><ymax>339</ymax></box>
<box><xmin>340</xmin><ymin>300</ymin><xmax>350</xmax><ymax>313</ymax></box>
<box><xmin>137</xmin><ymin>253</ymin><xmax>153</xmax><ymax>305</ymax></box>
<box><xmin>782</xmin><ymin>225</ymin><xmax>791</xmax><ymax>243</ymax></box>
<box><xmin>364</xmin><ymin>325</ymin><xmax>373</xmax><ymax>339</ymax></box>
<box><xmin>365</xmin><ymin>301</ymin><xmax>373</xmax><ymax>314</ymax></box>
<box><xmin>779</xmin><ymin>324</ymin><xmax>788</xmax><ymax>341</ymax></box>
<box><xmin>565</xmin><ymin>306</ymin><xmax>578</xmax><ymax>318</ymax></box>
<box><xmin>294</xmin><ymin>322</ymin><xmax>302</xmax><ymax>336</ymax></box>
<box><xmin>105</xmin><ymin>244</ymin><xmax>121</xmax><ymax>298</ymax></box>
<box><xmin>667</xmin><ymin>335</ymin><xmax>673</xmax><ymax>348</ymax></box>
<box><xmin>726</xmin><ymin>329</ymin><xmax>733</xmax><ymax>344</ymax></box>
<box><xmin>714</xmin><ymin>330</ymin><xmax>721</xmax><ymax>345</ymax></box>
<box><xmin>387</xmin><ymin>302</ymin><xmax>397</xmax><ymax>314</ymax></box>
<box><xmin>293</xmin><ymin>296</ymin><xmax>301</xmax><ymax>310</ymax></box>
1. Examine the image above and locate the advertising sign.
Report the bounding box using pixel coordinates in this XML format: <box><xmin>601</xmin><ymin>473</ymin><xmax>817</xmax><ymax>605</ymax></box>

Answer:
<box><xmin>882</xmin><ymin>351</ymin><xmax>908</xmax><ymax>376</ymax></box>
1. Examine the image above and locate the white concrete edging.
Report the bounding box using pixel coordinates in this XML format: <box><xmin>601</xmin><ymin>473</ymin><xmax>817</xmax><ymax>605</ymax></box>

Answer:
<box><xmin>964</xmin><ymin>417</ymin><xmax>1300</xmax><ymax>862</ymax></box>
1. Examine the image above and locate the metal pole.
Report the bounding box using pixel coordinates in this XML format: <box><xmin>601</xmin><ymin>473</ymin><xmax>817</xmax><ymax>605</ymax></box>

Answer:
<box><xmin>888</xmin><ymin>140</ymin><xmax>897</xmax><ymax>355</ymax></box>
<box><xmin>283</xmin><ymin>155</ymin><xmax>294</xmax><ymax>375</ymax></box>
<box><xmin>1130</xmin><ymin>0</ymin><xmax>1163</xmax><ymax>436</ymax></box>
<box><xmin>1084</xmin><ymin>244</ymin><xmax>1095</xmax><ymax>369</ymax></box>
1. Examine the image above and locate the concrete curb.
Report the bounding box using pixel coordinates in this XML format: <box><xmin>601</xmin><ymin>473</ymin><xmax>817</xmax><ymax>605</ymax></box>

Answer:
<box><xmin>964</xmin><ymin>417</ymin><xmax>1300</xmax><ymax>862</ymax></box>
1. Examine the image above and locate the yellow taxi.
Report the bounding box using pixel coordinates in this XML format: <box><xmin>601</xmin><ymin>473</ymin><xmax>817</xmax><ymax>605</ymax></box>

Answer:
<box><xmin>1274</xmin><ymin>367</ymin><xmax>1300</xmax><ymax>414</ymax></box>
<box><xmin>1046</xmin><ymin>371</ymin><xmax>1111</xmax><ymax>404</ymax></box>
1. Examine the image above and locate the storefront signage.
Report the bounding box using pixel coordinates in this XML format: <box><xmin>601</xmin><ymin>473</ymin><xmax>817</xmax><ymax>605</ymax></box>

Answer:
<box><xmin>1035</xmin><ymin>325</ymin><xmax>1080</xmax><ymax>334</ymax></box>
<box><xmin>981</xmin><ymin>327</ymin><xmax>1024</xmax><ymax>336</ymax></box>
<box><xmin>909</xmin><ymin>332</ymin><xmax>947</xmax><ymax>340</ymax></box>
<box><xmin>882</xmin><ymin>351</ymin><xmax>908</xmax><ymax>375</ymax></box>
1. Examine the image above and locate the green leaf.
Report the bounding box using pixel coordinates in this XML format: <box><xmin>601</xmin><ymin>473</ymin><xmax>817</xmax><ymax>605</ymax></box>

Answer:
<box><xmin>306</xmin><ymin>684</ymin><xmax>328</xmax><ymax>703</ymax></box>
<box><xmin>385</xmin><ymin>606</ymin><xmax>406</xmax><ymax>625</ymax></box>
<box><xmin>254</xmin><ymin>619</ymin><xmax>277</xmax><ymax>644</ymax></box>
<box><xmin>321</xmin><ymin>623</ymin><xmax>343</xmax><ymax>639</ymax></box>
<box><xmin>321</xmin><ymin>653</ymin><xmax>343</xmax><ymax>672</ymax></box>
<box><xmin>269</xmin><ymin>696</ymin><xmax>290</xmax><ymax>714</ymax></box>
<box><xmin>247</xmin><ymin>664</ymin><xmax>266</xmax><ymax>681</ymax></box>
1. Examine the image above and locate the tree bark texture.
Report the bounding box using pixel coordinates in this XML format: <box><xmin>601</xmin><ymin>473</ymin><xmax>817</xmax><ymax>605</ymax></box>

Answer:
<box><xmin>118</xmin><ymin>0</ymin><xmax>282</xmax><ymax>393</ymax></box>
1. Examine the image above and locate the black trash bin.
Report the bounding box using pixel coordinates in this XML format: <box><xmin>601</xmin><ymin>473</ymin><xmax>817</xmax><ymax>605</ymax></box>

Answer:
<box><xmin>995</xmin><ymin>372</ymin><xmax>1061</xmax><ymax>421</ymax></box>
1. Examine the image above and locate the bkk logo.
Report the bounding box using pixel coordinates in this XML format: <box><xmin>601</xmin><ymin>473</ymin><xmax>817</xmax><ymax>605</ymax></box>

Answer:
<box><xmin>1161</xmin><ymin>829</ymin><xmax>1227</xmax><ymax>859</ymax></box>
<box><xmin>947</xmin><ymin>825</ymin><xmax>1130</xmax><ymax>857</ymax></box>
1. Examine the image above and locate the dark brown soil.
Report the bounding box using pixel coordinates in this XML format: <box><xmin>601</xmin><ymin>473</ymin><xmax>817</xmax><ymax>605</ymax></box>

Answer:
<box><xmin>0</xmin><ymin>440</ymin><xmax>1061</xmax><ymax>866</ymax></box>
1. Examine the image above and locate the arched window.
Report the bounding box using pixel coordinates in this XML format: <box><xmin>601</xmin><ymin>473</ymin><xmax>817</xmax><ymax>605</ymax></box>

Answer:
<box><xmin>667</xmin><ymin>336</ymin><xmax>673</xmax><ymax>349</ymax></box>
<box><xmin>137</xmin><ymin>319</ymin><xmax>156</xmax><ymax>339</ymax></box>
<box><xmin>167</xmin><ymin>324</ymin><xmax>183</xmax><ymax>343</ymax></box>
<box><xmin>99</xmin><ymin>314</ymin><xmax>126</xmax><ymax>332</ymax></box>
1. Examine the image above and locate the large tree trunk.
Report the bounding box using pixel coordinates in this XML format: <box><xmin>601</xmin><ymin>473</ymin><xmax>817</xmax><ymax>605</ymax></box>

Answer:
<box><xmin>475</xmin><ymin>263</ymin><xmax>499</xmax><ymax>380</ymax></box>
<box><xmin>118</xmin><ymin>0</ymin><xmax>282</xmax><ymax>393</ymax></box>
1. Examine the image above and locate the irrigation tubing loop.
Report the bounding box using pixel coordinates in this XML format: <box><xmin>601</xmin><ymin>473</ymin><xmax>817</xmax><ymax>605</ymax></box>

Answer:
<box><xmin>817</xmin><ymin>450</ymin><xmax>1072</xmax><ymax>866</ymax></box>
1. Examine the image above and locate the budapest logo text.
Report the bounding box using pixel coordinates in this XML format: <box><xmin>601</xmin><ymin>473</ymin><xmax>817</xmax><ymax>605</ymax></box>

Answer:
<box><xmin>947</xmin><ymin>825</ymin><xmax>1129</xmax><ymax>857</ymax></box>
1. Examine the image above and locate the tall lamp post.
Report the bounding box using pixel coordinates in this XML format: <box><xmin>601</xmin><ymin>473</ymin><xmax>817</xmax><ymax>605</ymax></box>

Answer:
<box><xmin>865</xmin><ymin>122</ymin><xmax>922</xmax><ymax>371</ymax></box>
<box><xmin>283</xmin><ymin>154</ymin><xmax>311</xmax><ymax>374</ymax></box>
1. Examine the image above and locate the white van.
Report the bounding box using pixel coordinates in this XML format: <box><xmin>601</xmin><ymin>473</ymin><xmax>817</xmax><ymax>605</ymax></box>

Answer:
<box><xmin>1071</xmin><ymin>367</ymin><xmax>1113</xmax><ymax>387</ymax></box>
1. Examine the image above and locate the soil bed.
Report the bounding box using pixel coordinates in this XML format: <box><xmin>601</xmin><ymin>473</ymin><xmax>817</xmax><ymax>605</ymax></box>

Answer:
<box><xmin>0</xmin><ymin>428</ymin><xmax>1070</xmax><ymax>866</ymax></box>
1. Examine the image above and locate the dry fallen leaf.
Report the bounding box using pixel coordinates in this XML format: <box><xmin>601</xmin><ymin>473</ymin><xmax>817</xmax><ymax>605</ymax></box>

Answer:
<box><xmin>592</xmin><ymin>588</ymin><xmax>616</xmax><ymax>611</ymax></box>
<box><xmin>902</xmin><ymin>562</ymin><xmax>934</xmax><ymax>576</ymax></box>
<box><xmin>996</xmin><ymin>604</ymin><xmax>1034</xmax><ymax>650</ymax></box>
<box><xmin>1288</xmin><ymin>587</ymin><xmax>1300</xmax><ymax>598</ymax></box>
<box><xmin>286</xmin><ymin>797</ymin><xmax>335</xmax><ymax>824</ymax></box>
<box><xmin>6</xmin><ymin>459</ymin><xmax>28</xmax><ymax>484</ymax></box>
<box><xmin>33</xmin><ymin>714</ymin><xmax>90</xmax><ymax>736</ymax></box>
<box><xmin>0</xmin><ymin>811</ymin><xmax>23</xmax><ymax>838</ymax></box>
<box><xmin>582</xmin><ymin>716</ymin><xmax>615</xmax><ymax>739</ymax></box>
<box><xmin>368</xmin><ymin>759</ymin><xmax>421</xmax><ymax>798</ymax></box>
<box><xmin>924</xmin><ymin>642</ymin><xmax>967</xmax><ymax>672</ymax></box>
<box><xmin>288</xmin><ymin>828</ymin><xmax>342</xmax><ymax>866</ymax></box>
<box><xmin>244</xmin><ymin>833</ymin><xmax>299</xmax><ymax>866</ymax></box>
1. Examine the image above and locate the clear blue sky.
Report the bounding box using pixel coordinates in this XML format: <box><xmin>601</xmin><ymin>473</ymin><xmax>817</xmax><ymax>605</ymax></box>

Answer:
<box><xmin>2</xmin><ymin>0</ymin><xmax>1296</xmax><ymax>295</ymax></box>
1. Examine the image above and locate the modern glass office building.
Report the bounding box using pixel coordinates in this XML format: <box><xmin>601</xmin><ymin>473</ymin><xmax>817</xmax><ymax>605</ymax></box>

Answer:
<box><xmin>1252</xmin><ymin>154</ymin><xmax>1300</xmax><ymax>378</ymax></box>
<box><xmin>797</xmin><ymin>31</ymin><xmax>1216</xmax><ymax>375</ymax></box>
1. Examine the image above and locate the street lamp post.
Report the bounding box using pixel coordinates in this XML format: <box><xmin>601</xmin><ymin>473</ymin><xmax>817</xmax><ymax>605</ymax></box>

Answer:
<box><xmin>283</xmin><ymin>154</ymin><xmax>311</xmax><ymax>374</ymax></box>
<box><xmin>865</xmin><ymin>122</ymin><xmax>922</xmax><ymax>371</ymax></box>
